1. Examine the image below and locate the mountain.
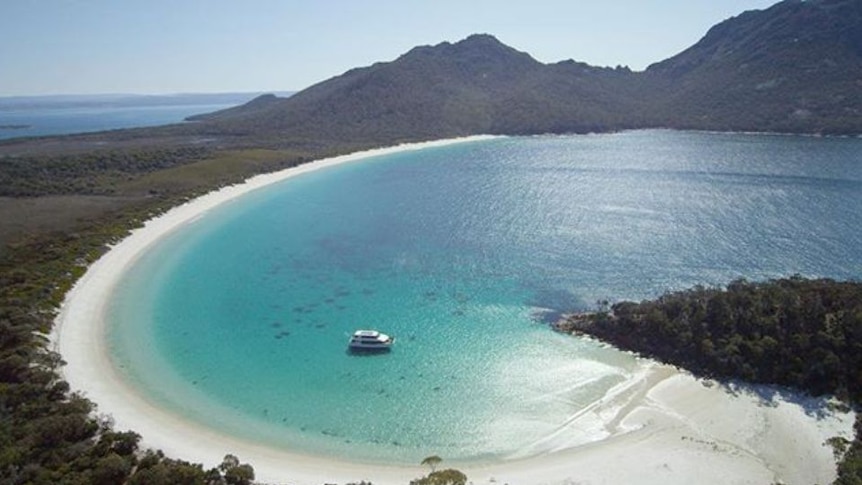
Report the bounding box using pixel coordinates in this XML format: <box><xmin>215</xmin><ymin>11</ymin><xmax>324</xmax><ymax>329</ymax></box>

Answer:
<box><xmin>2</xmin><ymin>0</ymin><xmax>858</xmax><ymax>156</ymax></box>
<box><xmin>190</xmin><ymin>0</ymin><xmax>862</xmax><ymax>141</ymax></box>
<box><xmin>645</xmin><ymin>0</ymin><xmax>862</xmax><ymax>133</ymax></box>
<box><xmin>189</xmin><ymin>34</ymin><xmax>644</xmax><ymax>148</ymax></box>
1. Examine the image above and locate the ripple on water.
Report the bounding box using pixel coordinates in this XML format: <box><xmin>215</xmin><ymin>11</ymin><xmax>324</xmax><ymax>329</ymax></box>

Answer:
<box><xmin>108</xmin><ymin>132</ymin><xmax>862</xmax><ymax>463</ymax></box>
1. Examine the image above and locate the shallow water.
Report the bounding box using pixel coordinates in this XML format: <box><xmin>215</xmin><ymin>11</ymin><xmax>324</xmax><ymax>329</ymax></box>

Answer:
<box><xmin>107</xmin><ymin>131</ymin><xmax>862</xmax><ymax>464</ymax></box>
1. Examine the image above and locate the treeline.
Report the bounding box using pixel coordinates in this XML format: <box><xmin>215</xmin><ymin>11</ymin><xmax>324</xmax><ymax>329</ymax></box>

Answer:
<box><xmin>0</xmin><ymin>129</ymin><xmax>381</xmax><ymax>483</ymax></box>
<box><xmin>0</xmin><ymin>146</ymin><xmax>211</xmax><ymax>196</ymax></box>
<box><xmin>0</xmin><ymin>139</ymin><xmax>402</xmax><ymax>483</ymax></box>
<box><xmin>0</xmin><ymin>194</ymin><xmax>261</xmax><ymax>484</ymax></box>
<box><xmin>570</xmin><ymin>277</ymin><xmax>862</xmax><ymax>400</ymax></box>
<box><xmin>560</xmin><ymin>276</ymin><xmax>862</xmax><ymax>483</ymax></box>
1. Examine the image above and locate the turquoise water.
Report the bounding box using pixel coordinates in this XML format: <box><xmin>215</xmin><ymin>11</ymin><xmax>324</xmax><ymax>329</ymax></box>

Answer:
<box><xmin>108</xmin><ymin>131</ymin><xmax>862</xmax><ymax>464</ymax></box>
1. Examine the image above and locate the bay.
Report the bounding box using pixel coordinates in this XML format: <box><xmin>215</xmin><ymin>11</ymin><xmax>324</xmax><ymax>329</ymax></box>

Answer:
<box><xmin>107</xmin><ymin>130</ymin><xmax>862</xmax><ymax>464</ymax></box>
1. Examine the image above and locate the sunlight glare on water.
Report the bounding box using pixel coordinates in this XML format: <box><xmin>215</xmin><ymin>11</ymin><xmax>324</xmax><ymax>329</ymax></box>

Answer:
<box><xmin>108</xmin><ymin>131</ymin><xmax>862</xmax><ymax>464</ymax></box>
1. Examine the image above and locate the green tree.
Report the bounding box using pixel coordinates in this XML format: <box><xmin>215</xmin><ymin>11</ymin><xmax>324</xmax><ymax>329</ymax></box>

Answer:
<box><xmin>218</xmin><ymin>454</ymin><xmax>254</xmax><ymax>485</ymax></box>
<box><xmin>218</xmin><ymin>454</ymin><xmax>240</xmax><ymax>473</ymax></box>
<box><xmin>421</xmin><ymin>454</ymin><xmax>442</xmax><ymax>472</ymax></box>
<box><xmin>91</xmin><ymin>452</ymin><xmax>133</xmax><ymax>485</ymax></box>
<box><xmin>410</xmin><ymin>469</ymin><xmax>468</xmax><ymax>485</ymax></box>
<box><xmin>224</xmin><ymin>463</ymin><xmax>255</xmax><ymax>485</ymax></box>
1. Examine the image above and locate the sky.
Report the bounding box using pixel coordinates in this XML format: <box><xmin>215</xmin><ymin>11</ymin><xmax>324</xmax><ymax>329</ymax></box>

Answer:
<box><xmin>0</xmin><ymin>0</ymin><xmax>779</xmax><ymax>97</ymax></box>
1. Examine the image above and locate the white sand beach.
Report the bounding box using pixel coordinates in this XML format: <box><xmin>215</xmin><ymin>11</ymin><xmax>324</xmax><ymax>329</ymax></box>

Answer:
<box><xmin>53</xmin><ymin>136</ymin><xmax>855</xmax><ymax>485</ymax></box>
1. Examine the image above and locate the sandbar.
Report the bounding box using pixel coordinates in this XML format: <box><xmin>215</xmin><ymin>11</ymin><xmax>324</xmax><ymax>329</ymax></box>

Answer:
<box><xmin>53</xmin><ymin>136</ymin><xmax>855</xmax><ymax>485</ymax></box>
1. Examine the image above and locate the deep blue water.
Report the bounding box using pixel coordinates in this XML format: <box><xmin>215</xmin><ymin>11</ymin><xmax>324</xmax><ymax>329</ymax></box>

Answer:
<box><xmin>0</xmin><ymin>104</ymin><xmax>230</xmax><ymax>139</ymax></box>
<box><xmin>0</xmin><ymin>93</ymin><xmax>280</xmax><ymax>139</ymax></box>
<box><xmin>107</xmin><ymin>131</ymin><xmax>862</xmax><ymax>464</ymax></box>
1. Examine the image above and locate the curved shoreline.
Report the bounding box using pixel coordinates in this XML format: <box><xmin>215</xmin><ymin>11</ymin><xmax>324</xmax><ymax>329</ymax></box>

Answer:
<box><xmin>53</xmin><ymin>135</ymin><xmax>854</xmax><ymax>485</ymax></box>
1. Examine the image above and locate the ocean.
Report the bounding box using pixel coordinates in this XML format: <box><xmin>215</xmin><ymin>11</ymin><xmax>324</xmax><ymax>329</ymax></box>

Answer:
<box><xmin>0</xmin><ymin>92</ymin><xmax>288</xmax><ymax>140</ymax></box>
<box><xmin>106</xmin><ymin>130</ymin><xmax>862</xmax><ymax>464</ymax></box>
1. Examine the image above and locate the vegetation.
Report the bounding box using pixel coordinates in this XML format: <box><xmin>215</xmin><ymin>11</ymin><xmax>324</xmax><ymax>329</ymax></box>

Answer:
<box><xmin>409</xmin><ymin>469</ymin><xmax>467</xmax><ymax>485</ymax></box>
<box><xmin>561</xmin><ymin>277</ymin><xmax>862</xmax><ymax>400</ymax></box>
<box><xmin>558</xmin><ymin>276</ymin><xmax>862</xmax><ymax>483</ymax></box>
<box><xmin>0</xmin><ymin>146</ymin><xmax>316</xmax><ymax>198</ymax></box>
<box><xmin>0</xmin><ymin>123</ymin><xmax>451</xmax><ymax>483</ymax></box>
<box><xmin>0</xmin><ymin>0</ymin><xmax>859</xmax><ymax>482</ymax></box>
<box><xmin>186</xmin><ymin>0</ymin><xmax>862</xmax><ymax>142</ymax></box>
<box><xmin>0</xmin><ymin>184</ymin><xmax>262</xmax><ymax>483</ymax></box>
<box><xmin>2</xmin><ymin>0</ymin><xmax>859</xmax><ymax>168</ymax></box>
<box><xmin>0</xmin><ymin>147</ymin><xmax>212</xmax><ymax>196</ymax></box>
<box><xmin>420</xmin><ymin>455</ymin><xmax>442</xmax><ymax>473</ymax></box>
<box><xmin>410</xmin><ymin>455</ymin><xmax>467</xmax><ymax>485</ymax></box>
<box><xmin>836</xmin><ymin>415</ymin><xmax>862</xmax><ymax>485</ymax></box>
<box><xmin>0</xmin><ymin>147</ymin><xmax>310</xmax><ymax>254</ymax></box>
<box><xmin>644</xmin><ymin>0</ymin><xmax>862</xmax><ymax>135</ymax></box>
<box><xmin>0</xmin><ymin>134</ymin><xmax>316</xmax><ymax>485</ymax></box>
<box><xmin>412</xmin><ymin>456</ymin><xmax>466</xmax><ymax>485</ymax></box>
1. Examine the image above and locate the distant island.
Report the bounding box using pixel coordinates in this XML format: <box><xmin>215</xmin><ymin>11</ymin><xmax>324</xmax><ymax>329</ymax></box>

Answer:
<box><xmin>0</xmin><ymin>0</ymin><xmax>860</xmax><ymax>483</ymax></box>
<box><xmin>0</xmin><ymin>124</ymin><xmax>30</xmax><ymax>130</ymax></box>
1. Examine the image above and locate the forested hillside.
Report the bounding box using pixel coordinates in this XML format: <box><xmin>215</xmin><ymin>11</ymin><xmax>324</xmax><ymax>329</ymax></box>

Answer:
<box><xmin>644</xmin><ymin>0</ymin><xmax>862</xmax><ymax>133</ymax></box>
<box><xmin>190</xmin><ymin>0</ymin><xmax>862</xmax><ymax>141</ymax></box>
<box><xmin>560</xmin><ymin>277</ymin><xmax>862</xmax><ymax>401</ymax></box>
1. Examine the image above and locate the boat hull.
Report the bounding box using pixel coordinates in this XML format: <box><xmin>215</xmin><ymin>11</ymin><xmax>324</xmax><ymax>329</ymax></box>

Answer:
<box><xmin>347</xmin><ymin>330</ymin><xmax>394</xmax><ymax>353</ymax></box>
<box><xmin>347</xmin><ymin>344</ymin><xmax>392</xmax><ymax>354</ymax></box>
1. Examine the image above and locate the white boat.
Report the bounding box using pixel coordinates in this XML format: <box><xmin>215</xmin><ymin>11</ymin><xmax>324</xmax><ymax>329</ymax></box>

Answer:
<box><xmin>348</xmin><ymin>330</ymin><xmax>394</xmax><ymax>351</ymax></box>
